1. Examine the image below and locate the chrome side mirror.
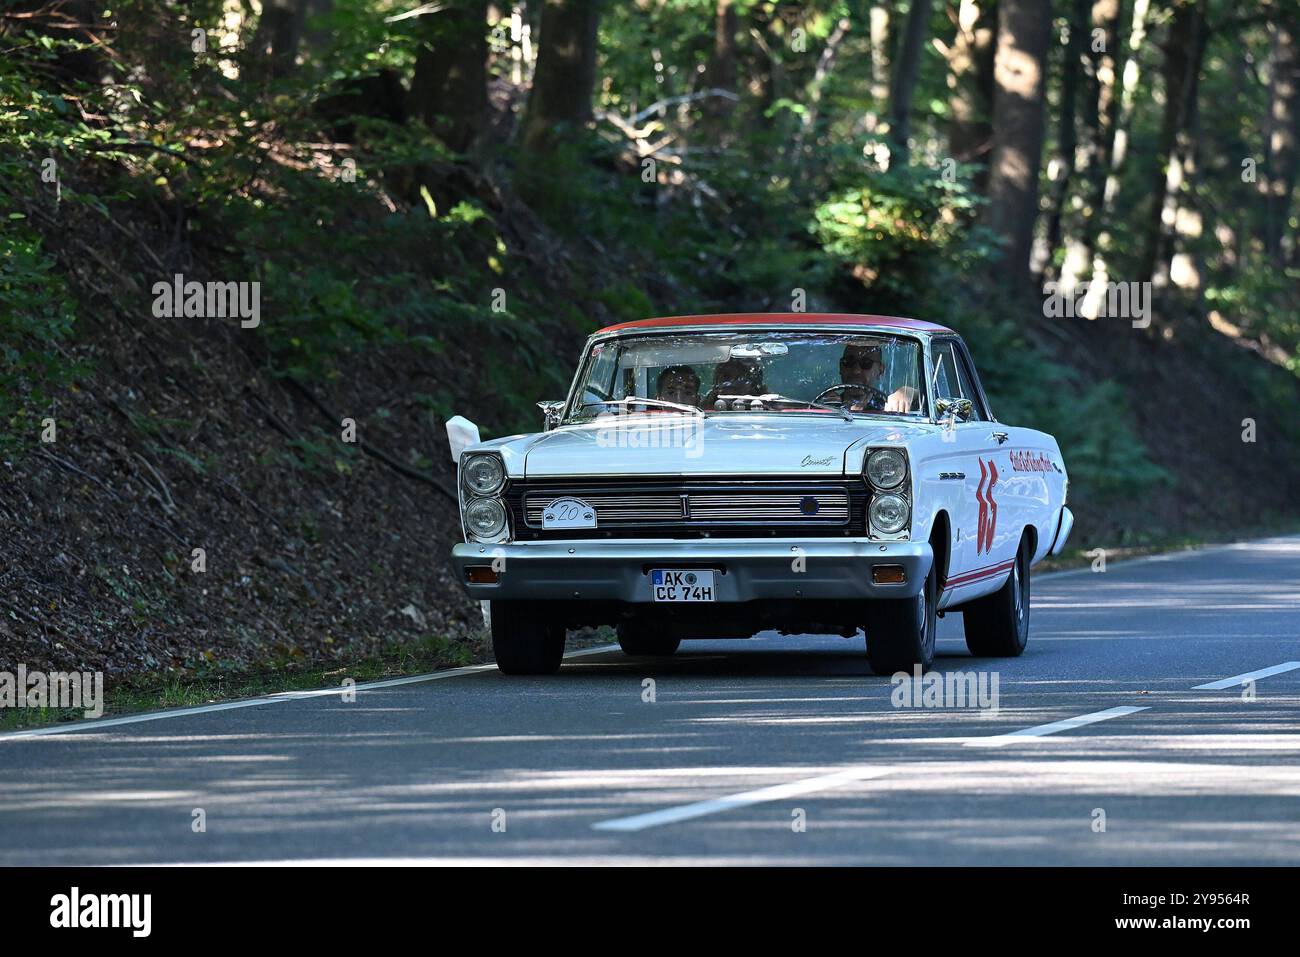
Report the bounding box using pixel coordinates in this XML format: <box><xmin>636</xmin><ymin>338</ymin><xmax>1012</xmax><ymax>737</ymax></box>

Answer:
<box><xmin>935</xmin><ymin>397</ymin><xmax>974</xmax><ymax>423</ymax></box>
<box><xmin>537</xmin><ymin>400</ymin><xmax>564</xmax><ymax>431</ymax></box>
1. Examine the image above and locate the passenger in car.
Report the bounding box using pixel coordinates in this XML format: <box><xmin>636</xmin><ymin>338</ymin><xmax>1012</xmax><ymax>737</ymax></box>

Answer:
<box><xmin>704</xmin><ymin>358</ymin><xmax>765</xmax><ymax>408</ymax></box>
<box><xmin>656</xmin><ymin>365</ymin><xmax>701</xmax><ymax>407</ymax></box>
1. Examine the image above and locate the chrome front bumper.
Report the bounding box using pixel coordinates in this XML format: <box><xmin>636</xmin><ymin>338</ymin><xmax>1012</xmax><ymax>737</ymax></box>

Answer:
<box><xmin>451</xmin><ymin>539</ymin><xmax>933</xmax><ymax>603</ymax></box>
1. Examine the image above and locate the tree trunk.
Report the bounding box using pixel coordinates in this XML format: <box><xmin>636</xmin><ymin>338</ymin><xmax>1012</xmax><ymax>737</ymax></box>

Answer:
<box><xmin>866</xmin><ymin>3</ymin><xmax>893</xmax><ymax>133</ymax></box>
<box><xmin>251</xmin><ymin>0</ymin><xmax>307</xmax><ymax>77</ymax></box>
<box><xmin>794</xmin><ymin>16</ymin><xmax>852</xmax><ymax>157</ymax></box>
<box><xmin>1073</xmin><ymin>0</ymin><xmax>1125</xmax><ymax>274</ymax></box>
<box><xmin>888</xmin><ymin>0</ymin><xmax>934</xmax><ymax>164</ymax></box>
<box><xmin>697</xmin><ymin>0</ymin><xmax>739</xmax><ymax>145</ymax></box>
<box><xmin>1042</xmin><ymin>0</ymin><xmax>1089</xmax><ymax>280</ymax></box>
<box><xmin>1139</xmin><ymin>0</ymin><xmax>1208</xmax><ymax>290</ymax></box>
<box><xmin>703</xmin><ymin>0</ymin><xmax>738</xmax><ymax>110</ymax></box>
<box><xmin>743</xmin><ymin>6</ymin><xmax>781</xmax><ymax>132</ymax></box>
<box><xmin>300</xmin><ymin>0</ymin><xmax>336</xmax><ymax>55</ymax></box>
<box><xmin>519</xmin><ymin>0</ymin><xmax>602</xmax><ymax>152</ymax></box>
<box><xmin>947</xmin><ymin>0</ymin><xmax>998</xmax><ymax>190</ymax></box>
<box><xmin>1080</xmin><ymin>0</ymin><xmax>1149</xmax><ymax>313</ymax></box>
<box><xmin>983</xmin><ymin>0</ymin><xmax>1052</xmax><ymax>289</ymax></box>
<box><xmin>411</xmin><ymin>0</ymin><xmax>489</xmax><ymax>153</ymax></box>
<box><xmin>1263</xmin><ymin>21</ymin><xmax>1300</xmax><ymax>265</ymax></box>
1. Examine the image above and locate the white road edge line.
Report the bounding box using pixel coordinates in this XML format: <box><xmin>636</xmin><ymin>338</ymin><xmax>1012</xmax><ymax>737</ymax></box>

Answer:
<box><xmin>0</xmin><ymin>644</ymin><xmax>620</xmax><ymax>741</ymax></box>
<box><xmin>592</xmin><ymin>766</ymin><xmax>896</xmax><ymax>833</ymax></box>
<box><xmin>1191</xmin><ymin>661</ymin><xmax>1300</xmax><ymax>691</ymax></box>
<box><xmin>963</xmin><ymin>705</ymin><xmax>1150</xmax><ymax>748</ymax></box>
<box><xmin>1031</xmin><ymin>534</ymin><xmax>1300</xmax><ymax>583</ymax></box>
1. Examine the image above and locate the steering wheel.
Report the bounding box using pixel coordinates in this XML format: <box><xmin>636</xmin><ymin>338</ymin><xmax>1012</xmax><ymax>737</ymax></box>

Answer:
<box><xmin>812</xmin><ymin>383</ymin><xmax>866</xmax><ymax>407</ymax></box>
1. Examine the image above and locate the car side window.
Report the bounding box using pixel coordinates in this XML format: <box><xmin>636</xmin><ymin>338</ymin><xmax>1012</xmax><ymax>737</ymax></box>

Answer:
<box><xmin>952</xmin><ymin>343</ymin><xmax>990</xmax><ymax>421</ymax></box>
<box><xmin>930</xmin><ymin>340</ymin><xmax>986</xmax><ymax>422</ymax></box>
<box><xmin>930</xmin><ymin>341</ymin><xmax>961</xmax><ymax>401</ymax></box>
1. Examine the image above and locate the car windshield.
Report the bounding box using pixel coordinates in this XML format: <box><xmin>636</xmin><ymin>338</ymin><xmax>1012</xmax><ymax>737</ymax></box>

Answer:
<box><xmin>567</xmin><ymin>330</ymin><xmax>926</xmax><ymax>422</ymax></box>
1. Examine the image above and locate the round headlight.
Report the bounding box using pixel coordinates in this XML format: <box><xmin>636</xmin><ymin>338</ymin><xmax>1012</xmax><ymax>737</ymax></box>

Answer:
<box><xmin>869</xmin><ymin>493</ymin><xmax>910</xmax><ymax>535</ymax></box>
<box><xmin>464</xmin><ymin>497</ymin><xmax>507</xmax><ymax>539</ymax></box>
<box><xmin>462</xmin><ymin>454</ymin><xmax>505</xmax><ymax>495</ymax></box>
<box><xmin>866</xmin><ymin>449</ymin><xmax>907</xmax><ymax>489</ymax></box>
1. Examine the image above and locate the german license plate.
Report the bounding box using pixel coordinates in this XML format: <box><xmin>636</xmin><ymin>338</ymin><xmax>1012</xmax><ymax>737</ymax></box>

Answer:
<box><xmin>651</xmin><ymin>569</ymin><xmax>715</xmax><ymax>602</ymax></box>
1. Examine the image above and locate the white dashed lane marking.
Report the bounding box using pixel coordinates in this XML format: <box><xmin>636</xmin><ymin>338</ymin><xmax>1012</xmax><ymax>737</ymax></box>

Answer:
<box><xmin>594</xmin><ymin>705</ymin><xmax>1163</xmax><ymax>830</ymax></box>
<box><xmin>592</xmin><ymin>766</ymin><xmax>897</xmax><ymax>832</ymax></box>
<box><xmin>963</xmin><ymin>706</ymin><xmax>1151</xmax><ymax>748</ymax></box>
<box><xmin>1191</xmin><ymin>661</ymin><xmax>1300</xmax><ymax>691</ymax></box>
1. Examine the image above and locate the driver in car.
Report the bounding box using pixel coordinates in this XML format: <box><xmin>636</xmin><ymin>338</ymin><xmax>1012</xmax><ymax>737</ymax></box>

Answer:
<box><xmin>839</xmin><ymin>343</ymin><xmax>917</xmax><ymax>413</ymax></box>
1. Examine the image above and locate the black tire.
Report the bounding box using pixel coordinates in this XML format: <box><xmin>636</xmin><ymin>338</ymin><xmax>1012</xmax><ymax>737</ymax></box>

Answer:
<box><xmin>490</xmin><ymin>601</ymin><xmax>566</xmax><ymax>675</ymax></box>
<box><xmin>866</xmin><ymin>561</ymin><xmax>938</xmax><ymax>676</ymax></box>
<box><xmin>617</xmin><ymin>620</ymin><xmax>681</xmax><ymax>657</ymax></box>
<box><xmin>963</xmin><ymin>537</ymin><xmax>1031</xmax><ymax>657</ymax></box>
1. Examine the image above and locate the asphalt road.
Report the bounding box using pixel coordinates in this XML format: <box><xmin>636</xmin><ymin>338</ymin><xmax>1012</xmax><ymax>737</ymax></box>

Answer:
<box><xmin>2</xmin><ymin>536</ymin><xmax>1298</xmax><ymax>865</ymax></box>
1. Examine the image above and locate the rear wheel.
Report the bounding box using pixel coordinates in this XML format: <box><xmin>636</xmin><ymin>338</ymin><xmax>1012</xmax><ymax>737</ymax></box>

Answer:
<box><xmin>617</xmin><ymin>620</ymin><xmax>681</xmax><ymax>657</ymax></box>
<box><xmin>866</xmin><ymin>561</ymin><xmax>937</xmax><ymax>676</ymax></box>
<box><xmin>490</xmin><ymin>601</ymin><xmax>566</xmax><ymax>675</ymax></box>
<box><xmin>963</xmin><ymin>537</ymin><xmax>1031</xmax><ymax>657</ymax></box>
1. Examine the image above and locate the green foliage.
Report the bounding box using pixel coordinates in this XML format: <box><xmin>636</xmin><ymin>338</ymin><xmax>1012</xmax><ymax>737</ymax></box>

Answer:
<box><xmin>1207</xmin><ymin>267</ymin><xmax>1300</xmax><ymax>375</ymax></box>
<box><xmin>0</xmin><ymin>229</ymin><xmax>81</xmax><ymax>452</ymax></box>
<box><xmin>955</xmin><ymin>310</ymin><xmax>1173</xmax><ymax>503</ymax></box>
<box><xmin>813</xmin><ymin>160</ymin><xmax>995</xmax><ymax>310</ymax></box>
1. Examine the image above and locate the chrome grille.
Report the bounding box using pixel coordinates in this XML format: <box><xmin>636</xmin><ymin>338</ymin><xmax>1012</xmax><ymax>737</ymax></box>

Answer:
<box><xmin>522</xmin><ymin>486</ymin><xmax>851</xmax><ymax>527</ymax></box>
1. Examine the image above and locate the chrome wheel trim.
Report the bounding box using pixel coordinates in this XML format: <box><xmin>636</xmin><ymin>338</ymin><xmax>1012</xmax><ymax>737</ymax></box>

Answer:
<box><xmin>1012</xmin><ymin>550</ymin><xmax>1030</xmax><ymax>645</ymax></box>
<box><xmin>919</xmin><ymin>576</ymin><xmax>934</xmax><ymax>656</ymax></box>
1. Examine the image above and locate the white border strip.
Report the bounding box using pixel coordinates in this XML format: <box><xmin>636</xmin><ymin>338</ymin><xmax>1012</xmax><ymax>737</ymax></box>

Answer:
<box><xmin>0</xmin><ymin>645</ymin><xmax>619</xmax><ymax>741</ymax></box>
<box><xmin>1192</xmin><ymin>661</ymin><xmax>1300</xmax><ymax>690</ymax></box>
<box><xmin>592</xmin><ymin>766</ymin><xmax>895</xmax><ymax>832</ymax></box>
<box><xmin>963</xmin><ymin>705</ymin><xmax>1150</xmax><ymax>748</ymax></box>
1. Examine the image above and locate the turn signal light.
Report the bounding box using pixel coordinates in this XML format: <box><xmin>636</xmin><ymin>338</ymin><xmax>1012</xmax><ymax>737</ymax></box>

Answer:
<box><xmin>872</xmin><ymin>565</ymin><xmax>906</xmax><ymax>584</ymax></box>
<box><xmin>465</xmin><ymin>566</ymin><xmax>500</xmax><ymax>584</ymax></box>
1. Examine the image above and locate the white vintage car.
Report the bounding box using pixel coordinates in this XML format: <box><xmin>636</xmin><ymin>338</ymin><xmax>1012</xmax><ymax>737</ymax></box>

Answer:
<box><xmin>449</xmin><ymin>313</ymin><xmax>1072</xmax><ymax>675</ymax></box>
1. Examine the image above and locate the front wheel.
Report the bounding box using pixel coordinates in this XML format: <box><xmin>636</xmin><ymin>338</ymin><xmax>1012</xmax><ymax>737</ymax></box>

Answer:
<box><xmin>617</xmin><ymin>620</ymin><xmax>681</xmax><ymax>657</ymax></box>
<box><xmin>866</xmin><ymin>562</ymin><xmax>937</xmax><ymax>676</ymax></box>
<box><xmin>962</xmin><ymin>537</ymin><xmax>1031</xmax><ymax>657</ymax></box>
<box><xmin>490</xmin><ymin>601</ymin><xmax>566</xmax><ymax>675</ymax></box>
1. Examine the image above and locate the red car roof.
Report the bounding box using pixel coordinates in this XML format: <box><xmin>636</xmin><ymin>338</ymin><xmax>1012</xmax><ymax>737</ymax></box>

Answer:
<box><xmin>594</xmin><ymin>312</ymin><xmax>954</xmax><ymax>336</ymax></box>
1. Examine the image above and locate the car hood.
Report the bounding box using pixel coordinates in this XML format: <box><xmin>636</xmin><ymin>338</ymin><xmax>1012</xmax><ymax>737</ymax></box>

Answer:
<box><xmin>504</xmin><ymin>414</ymin><xmax>930</xmax><ymax>478</ymax></box>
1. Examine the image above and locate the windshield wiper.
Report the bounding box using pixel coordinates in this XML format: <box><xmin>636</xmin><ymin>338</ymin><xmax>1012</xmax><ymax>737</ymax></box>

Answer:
<box><xmin>578</xmin><ymin>397</ymin><xmax>706</xmax><ymax>417</ymax></box>
<box><xmin>760</xmin><ymin>394</ymin><xmax>854</xmax><ymax>422</ymax></box>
